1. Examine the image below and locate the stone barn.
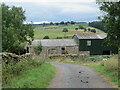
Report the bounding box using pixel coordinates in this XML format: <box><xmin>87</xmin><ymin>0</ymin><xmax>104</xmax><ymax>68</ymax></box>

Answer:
<box><xmin>32</xmin><ymin>39</ymin><xmax>79</xmax><ymax>58</ymax></box>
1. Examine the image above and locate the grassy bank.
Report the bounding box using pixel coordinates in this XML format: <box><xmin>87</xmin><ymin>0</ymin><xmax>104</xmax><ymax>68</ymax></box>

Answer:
<box><xmin>90</xmin><ymin>55</ymin><xmax>119</xmax><ymax>87</ymax></box>
<box><xmin>48</xmin><ymin>55</ymin><xmax>119</xmax><ymax>87</ymax></box>
<box><xmin>3</xmin><ymin>54</ymin><xmax>56</xmax><ymax>88</ymax></box>
<box><xmin>6</xmin><ymin>63</ymin><xmax>55</xmax><ymax>88</ymax></box>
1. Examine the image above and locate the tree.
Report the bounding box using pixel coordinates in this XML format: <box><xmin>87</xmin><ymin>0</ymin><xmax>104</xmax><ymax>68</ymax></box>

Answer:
<box><xmin>50</xmin><ymin>22</ymin><xmax>54</xmax><ymax>25</ymax></box>
<box><xmin>89</xmin><ymin>21</ymin><xmax>106</xmax><ymax>32</ymax></box>
<box><xmin>91</xmin><ymin>29</ymin><xmax>96</xmax><ymax>33</ymax></box>
<box><xmin>55</xmin><ymin>22</ymin><xmax>59</xmax><ymax>25</ymax></box>
<box><xmin>2</xmin><ymin>4</ymin><xmax>34</xmax><ymax>54</ymax></box>
<box><xmin>75</xmin><ymin>28</ymin><xmax>78</xmax><ymax>30</ymax></box>
<box><xmin>64</xmin><ymin>22</ymin><xmax>68</xmax><ymax>26</ymax></box>
<box><xmin>43</xmin><ymin>22</ymin><xmax>46</xmax><ymax>27</ymax></box>
<box><xmin>70</xmin><ymin>21</ymin><xmax>75</xmax><ymax>24</ymax></box>
<box><xmin>79</xmin><ymin>25</ymin><xmax>84</xmax><ymax>29</ymax></box>
<box><xmin>62</xmin><ymin>28</ymin><xmax>68</xmax><ymax>38</ymax></box>
<box><xmin>97</xmin><ymin>2</ymin><xmax>120</xmax><ymax>60</ymax></box>
<box><xmin>60</xmin><ymin>21</ymin><xmax>64</xmax><ymax>25</ymax></box>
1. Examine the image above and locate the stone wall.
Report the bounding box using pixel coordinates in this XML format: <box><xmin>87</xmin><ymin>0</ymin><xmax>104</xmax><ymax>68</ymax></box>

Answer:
<box><xmin>2</xmin><ymin>53</ymin><xmax>31</xmax><ymax>64</ymax></box>
<box><xmin>79</xmin><ymin>51</ymin><xmax>90</xmax><ymax>56</ymax></box>
<box><xmin>66</xmin><ymin>46</ymin><xmax>79</xmax><ymax>54</ymax></box>
<box><xmin>40</xmin><ymin>45</ymin><xmax>79</xmax><ymax>59</ymax></box>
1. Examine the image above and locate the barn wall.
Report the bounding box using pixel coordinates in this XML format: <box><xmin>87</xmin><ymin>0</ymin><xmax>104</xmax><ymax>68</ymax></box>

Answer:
<box><xmin>72</xmin><ymin>35</ymin><xmax>79</xmax><ymax>44</ymax></box>
<box><xmin>40</xmin><ymin>45</ymin><xmax>79</xmax><ymax>58</ymax></box>
<box><xmin>66</xmin><ymin>46</ymin><xmax>79</xmax><ymax>54</ymax></box>
<box><xmin>79</xmin><ymin>39</ymin><xmax>118</xmax><ymax>55</ymax></box>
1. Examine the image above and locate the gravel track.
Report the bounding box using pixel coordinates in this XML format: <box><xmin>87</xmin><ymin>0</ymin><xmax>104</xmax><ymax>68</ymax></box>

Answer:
<box><xmin>48</xmin><ymin>62</ymin><xmax>113</xmax><ymax>88</ymax></box>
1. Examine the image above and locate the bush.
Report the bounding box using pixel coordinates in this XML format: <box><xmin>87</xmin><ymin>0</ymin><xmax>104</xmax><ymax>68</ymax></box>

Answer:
<box><xmin>91</xmin><ymin>29</ymin><xmax>96</xmax><ymax>33</ymax></box>
<box><xmin>43</xmin><ymin>36</ymin><xmax>49</xmax><ymax>39</ymax></box>
<box><xmin>33</xmin><ymin>43</ymin><xmax>42</xmax><ymax>55</ymax></box>
<box><xmin>56</xmin><ymin>37</ymin><xmax>63</xmax><ymax>39</ymax></box>
<box><xmin>88</xmin><ymin>28</ymin><xmax>91</xmax><ymax>31</ymax></box>
<box><xmin>75</xmin><ymin>28</ymin><xmax>78</xmax><ymax>30</ymax></box>
<box><xmin>79</xmin><ymin>25</ymin><xmax>84</xmax><ymax>29</ymax></box>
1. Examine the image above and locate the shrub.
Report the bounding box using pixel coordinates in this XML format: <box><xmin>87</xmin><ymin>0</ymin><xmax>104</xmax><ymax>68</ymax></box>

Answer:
<box><xmin>75</xmin><ymin>28</ymin><xmax>78</xmax><ymax>30</ymax></box>
<box><xmin>56</xmin><ymin>37</ymin><xmax>62</xmax><ymax>39</ymax></box>
<box><xmin>91</xmin><ymin>29</ymin><xmax>96</xmax><ymax>33</ymax></box>
<box><xmin>79</xmin><ymin>25</ymin><xmax>84</xmax><ymax>29</ymax></box>
<box><xmin>43</xmin><ymin>36</ymin><xmax>49</xmax><ymax>39</ymax></box>
<box><xmin>88</xmin><ymin>28</ymin><xmax>91</xmax><ymax>31</ymax></box>
<box><xmin>33</xmin><ymin>43</ymin><xmax>42</xmax><ymax>55</ymax></box>
<box><xmin>63</xmin><ymin>28</ymin><xmax>68</xmax><ymax>32</ymax></box>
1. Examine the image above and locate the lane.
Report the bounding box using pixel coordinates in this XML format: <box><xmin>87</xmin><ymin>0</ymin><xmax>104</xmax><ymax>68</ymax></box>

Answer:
<box><xmin>48</xmin><ymin>62</ymin><xmax>112</xmax><ymax>88</ymax></box>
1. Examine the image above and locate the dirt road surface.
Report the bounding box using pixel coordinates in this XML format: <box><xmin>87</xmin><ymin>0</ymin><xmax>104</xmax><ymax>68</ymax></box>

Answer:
<box><xmin>48</xmin><ymin>62</ymin><xmax>113</xmax><ymax>88</ymax></box>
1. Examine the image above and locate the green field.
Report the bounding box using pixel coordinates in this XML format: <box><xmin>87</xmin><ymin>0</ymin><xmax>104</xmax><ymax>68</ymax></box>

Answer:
<box><xmin>34</xmin><ymin>23</ymin><xmax>104</xmax><ymax>39</ymax></box>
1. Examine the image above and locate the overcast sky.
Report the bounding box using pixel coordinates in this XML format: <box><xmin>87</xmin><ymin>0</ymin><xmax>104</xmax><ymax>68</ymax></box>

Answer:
<box><xmin>1</xmin><ymin>0</ymin><xmax>101</xmax><ymax>22</ymax></box>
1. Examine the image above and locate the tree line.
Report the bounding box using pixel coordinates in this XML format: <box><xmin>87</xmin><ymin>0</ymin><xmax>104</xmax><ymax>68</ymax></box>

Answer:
<box><xmin>88</xmin><ymin>21</ymin><xmax>106</xmax><ymax>32</ymax></box>
<box><xmin>34</xmin><ymin>21</ymin><xmax>87</xmax><ymax>26</ymax></box>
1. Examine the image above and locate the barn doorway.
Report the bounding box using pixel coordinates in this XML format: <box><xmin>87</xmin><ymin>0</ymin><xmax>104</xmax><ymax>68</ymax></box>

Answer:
<box><xmin>102</xmin><ymin>50</ymin><xmax>111</xmax><ymax>55</ymax></box>
<box><xmin>26</xmin><ymin>47</ymin><xmax>29</xmax><ymax>53</ymax></box>
<box><xmin>61</xmin><ymin>47</ymin><xmax>65</xmax><ymax>54</ymax></box>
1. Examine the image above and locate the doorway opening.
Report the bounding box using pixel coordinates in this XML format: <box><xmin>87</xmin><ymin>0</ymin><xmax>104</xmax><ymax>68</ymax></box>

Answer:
<box><xmin>102</xmin><ymin>50</ymin><xmax>111</xmax><ymax>55</ymax></box>
<box><xmin>61</xmin><ymin>47</ymin><xmax>65</xmax><ymax>54</ymax></box>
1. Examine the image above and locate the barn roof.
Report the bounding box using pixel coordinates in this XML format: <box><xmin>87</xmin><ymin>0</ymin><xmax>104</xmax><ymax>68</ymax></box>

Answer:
<box><xmin>73</xmin><ymin>33</ymin><xmax>107</xmax><ymax>39</ymax></box>
<box><xmin>32</xmin><ymin>39</ymin><xmax>78</xmax><ymax>47</ymax></box>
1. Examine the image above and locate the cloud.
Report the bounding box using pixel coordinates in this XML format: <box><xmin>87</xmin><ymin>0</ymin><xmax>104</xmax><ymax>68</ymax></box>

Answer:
<box><xmin>60</xmin><ymin>4</ymin><xmax>98</xmax><ymax>14</ymax></box>
<box><xmin>2</xmin><ymin>0</ymin><xmax>100</xmax><ymax>22</ymax></box>
<box><xmin>2</xmin><ymin>0</ymin><xmax>96</xmax><ymax>3</ymax></box>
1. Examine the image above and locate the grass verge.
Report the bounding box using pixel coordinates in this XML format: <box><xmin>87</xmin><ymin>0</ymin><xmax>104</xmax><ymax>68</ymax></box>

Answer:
<box><xmin>5</xmin><ymin>63</ymin><xmax>55</xmax><ymax>88</ymax></box>
<box><xmin>88</xmin><ymin>62</ymin><xmax>118</xmax><ymax>88</ymax></box>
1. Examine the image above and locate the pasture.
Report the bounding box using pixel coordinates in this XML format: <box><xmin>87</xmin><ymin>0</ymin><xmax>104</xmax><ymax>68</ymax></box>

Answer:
<box><xmin>34</xmin><ymin>23</ymin><xmax>104</xmax><ymax>39</ymax></box>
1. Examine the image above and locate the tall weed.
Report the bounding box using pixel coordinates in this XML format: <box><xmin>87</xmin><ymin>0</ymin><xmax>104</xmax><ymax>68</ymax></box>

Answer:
<box><xmin>104</xmin><ymin>56</ymin><xmax>118</xmax><ymax>72</ymax></box>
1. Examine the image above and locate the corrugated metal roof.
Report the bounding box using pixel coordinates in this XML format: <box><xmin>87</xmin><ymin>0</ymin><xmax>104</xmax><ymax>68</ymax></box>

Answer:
<box><xmin>74</xmin><ymin>33</ymin><xmax>107</xmax><ymax>39</ymax></box>
<box><xmin>32</xmin><ymin>39</ymin><xmax>78</xmax><ymax>46</ymax></box>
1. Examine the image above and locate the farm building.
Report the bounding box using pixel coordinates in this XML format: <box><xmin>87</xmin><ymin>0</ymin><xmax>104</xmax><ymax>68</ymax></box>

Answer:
<box><xmin>32</xmin><ymin>39</ymin><xmax>79</xmax><ymax>58</ymax></box>
<box><xmin>72</xmin><ymin>33</ymin><xmax>118</xmax><ymax>55</ymax></box>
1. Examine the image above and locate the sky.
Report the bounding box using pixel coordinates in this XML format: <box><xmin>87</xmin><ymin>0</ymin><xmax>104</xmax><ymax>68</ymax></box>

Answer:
<box><xmin>1</xmin><ymin>0</ymin><xmax>102</xmax><ymax>23</ymax></box>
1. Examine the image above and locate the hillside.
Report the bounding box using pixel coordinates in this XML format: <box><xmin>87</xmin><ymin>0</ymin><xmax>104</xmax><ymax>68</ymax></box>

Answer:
<box><xmin>34</xmin><ymin>23</ymin><xmax>105</xmax><ymax>39</ymax></box>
